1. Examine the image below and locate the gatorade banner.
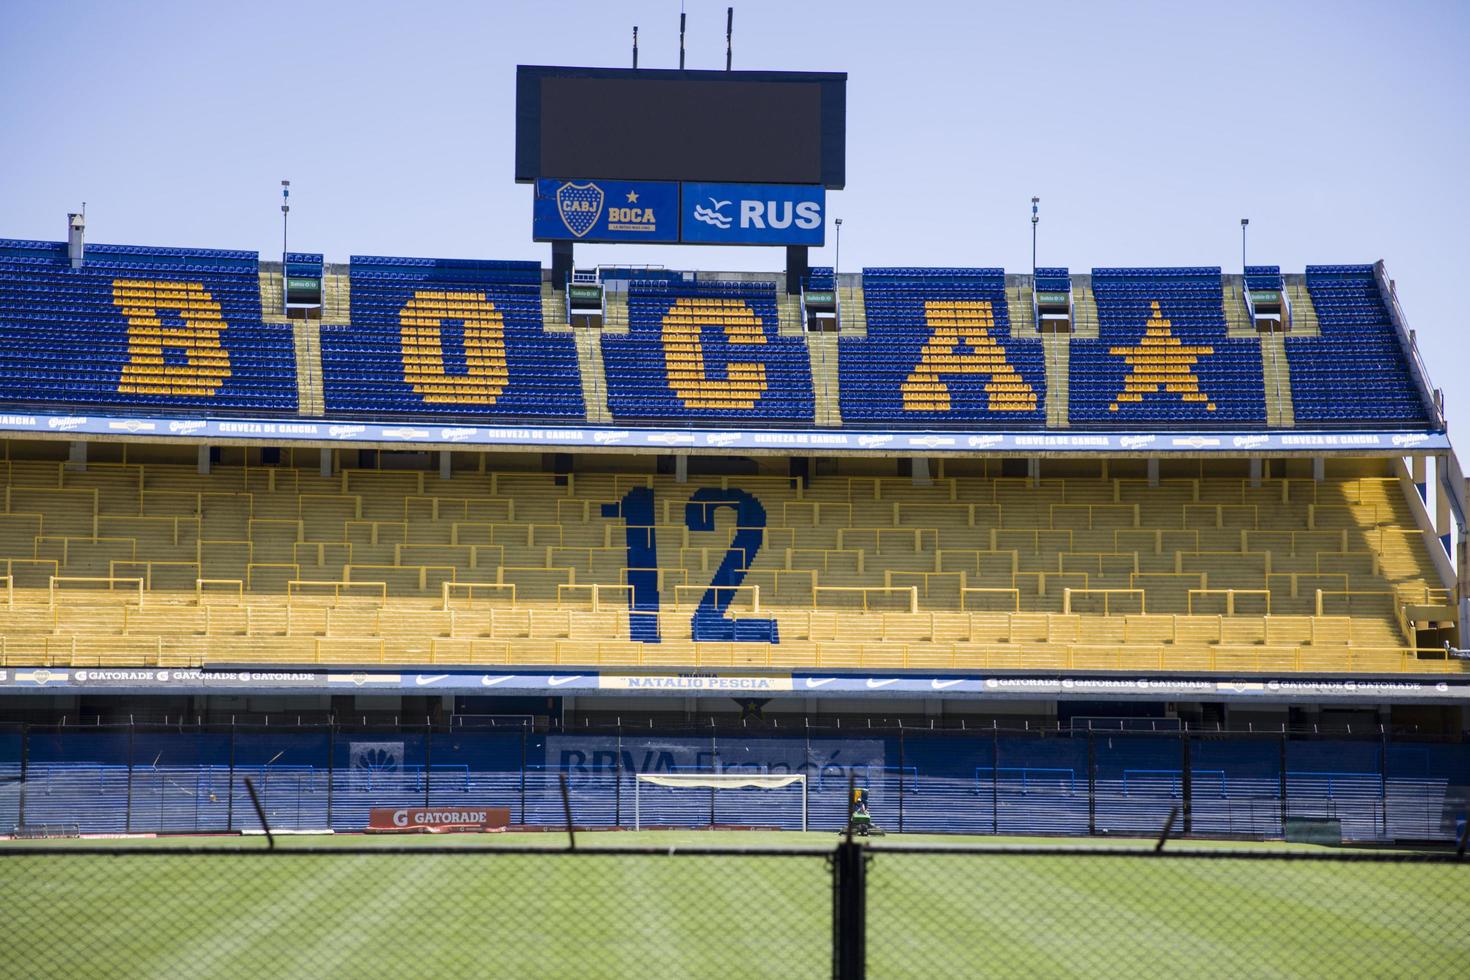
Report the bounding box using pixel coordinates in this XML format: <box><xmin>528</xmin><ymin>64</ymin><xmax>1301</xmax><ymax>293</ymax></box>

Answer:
<box><xmin>367</xmin><ymin>807</ymin><xmax>510</xmax><ymax>833</ymax></box>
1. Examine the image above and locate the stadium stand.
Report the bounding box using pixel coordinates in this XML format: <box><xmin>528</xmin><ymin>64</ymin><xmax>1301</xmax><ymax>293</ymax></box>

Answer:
<box><xmin>319</xmin><ymin>255</ymin><xmax>584</xmax><ymax>417</ymax></box>
<box><xmin>599</xmin><ymin>279</ymin><xmax>815</xmax><ymax>422</ymax></box>
<box><xmin>839</xmin><ymin>268</ymin><xmax>1046</xmax><ymax>424</ymax></box>
<box><xmin>1069</xmin><ymin>267</ymin><xmax>1266</xmax><ymax>426</ymax></box>
<box><xmin>0</xmin><ymin>455</ymin><xmax>1451</xmax><ymax>673</ymax></box>
<box><xmin>0</xmin><ymin>239</ymin><xmax>297</xmax><ymax>411</ymax></box>
<box><xmin>1286</xmin><ymin>265</ymin><xmax>1431</xmax><ymax>425</ymax></box>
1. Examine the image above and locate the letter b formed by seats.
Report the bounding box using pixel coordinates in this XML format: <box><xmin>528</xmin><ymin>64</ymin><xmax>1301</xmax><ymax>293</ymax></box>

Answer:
<box><xmin>113</xmin><ymin>279</ymin><xmax>232</xmax><ymax>397</ymax></box>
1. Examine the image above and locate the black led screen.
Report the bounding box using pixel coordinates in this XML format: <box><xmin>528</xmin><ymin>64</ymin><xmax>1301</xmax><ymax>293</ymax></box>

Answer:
<box><xmin>516</xmin><ymin>67</ymin><xmax>846</xmax><ymax>188</ymax></box>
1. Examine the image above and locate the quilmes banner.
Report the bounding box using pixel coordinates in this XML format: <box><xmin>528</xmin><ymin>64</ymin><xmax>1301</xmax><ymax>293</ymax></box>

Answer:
<box><xmin>533</xmin><ymin>178</ymin><xmax>679</xmax><ymax>242</ymax></box>
<box><xmin>679</xmin><ymin>182</ymin><xmax>825</xmax><ymax>246</ymax></box>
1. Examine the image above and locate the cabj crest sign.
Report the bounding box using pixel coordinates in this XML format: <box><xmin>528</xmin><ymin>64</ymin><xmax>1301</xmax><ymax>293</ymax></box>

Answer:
<box><xmin>556</xmin><ymin>182</ymin><xmax>604</xmax><ymax>238</ymax></box>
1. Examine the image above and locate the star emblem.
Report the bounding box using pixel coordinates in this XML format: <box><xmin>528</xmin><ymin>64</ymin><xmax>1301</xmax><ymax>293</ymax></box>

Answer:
<box><xmin>626</xmin><ymin>190</ymin><xmax>639</xmax><ymax>203</ymax></box>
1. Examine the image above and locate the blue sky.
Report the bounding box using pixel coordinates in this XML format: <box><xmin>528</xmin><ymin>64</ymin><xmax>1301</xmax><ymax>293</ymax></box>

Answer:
<box><xmin>1</xmin><ymin>0</ymin><xmax>1465</xmax><ymax>427</ymax></box>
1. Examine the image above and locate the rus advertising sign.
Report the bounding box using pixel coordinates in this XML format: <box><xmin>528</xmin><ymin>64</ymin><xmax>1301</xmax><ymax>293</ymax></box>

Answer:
<box><xmin>679</xmin><ymin>183</ymin><xmax>825</xmax><ymax>246</ymax></box>
<box><xmin>533</xmin><ymin>178</ymin><xmax>678</xmax><ymax>242</ymax></box>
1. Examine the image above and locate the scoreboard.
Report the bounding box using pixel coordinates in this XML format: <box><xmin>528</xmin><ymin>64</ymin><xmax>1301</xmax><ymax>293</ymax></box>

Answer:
<box><xmin>514</xmin><ymin>66</ymin><xmax>847</xmax><ymax>188</ymax></box>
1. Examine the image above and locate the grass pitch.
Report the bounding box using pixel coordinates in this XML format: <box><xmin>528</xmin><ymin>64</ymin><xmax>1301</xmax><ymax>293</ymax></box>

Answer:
<box><xmin>1</xmin><ymin>832</ymin><xmax>1464</xmax><ymax>978</ymax></box>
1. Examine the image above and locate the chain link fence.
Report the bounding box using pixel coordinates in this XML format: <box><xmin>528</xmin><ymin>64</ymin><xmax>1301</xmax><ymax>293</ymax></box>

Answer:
<box><xmin>0</xmin><ymin>839</ymin><xmax>1464</xmax><ymax>978</ymax></box>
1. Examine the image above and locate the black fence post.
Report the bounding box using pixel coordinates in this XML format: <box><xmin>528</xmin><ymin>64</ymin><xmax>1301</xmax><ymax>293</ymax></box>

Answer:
<box><xmin>326</xmin><ymin>721</ymin><xmax>335</xmax><ymax>830</ymax></box>
<box><xmin>424</xmin><ymin>721</ymin><xmax>433</xmax><ymax>809</ymax></box>
<box><xmin>224</xmin><ymin>720</ymin><xmax>234</xmax><ymax>832</ymax></box>
<box><xmin>1180</xmin><ymin>728</ymin><xmax>1193</xmax><ymax>836</ymax></box>
<box><xmin>1378</xmin><ymin>732</ymin><xmax>1390</xmax><ymax>839</ymax></box>
<box><xmin>519</xmin><ymin>723</ymin><xmax>527</xmax><ymax>825</ymax></box>
<box><xmin>832</xmin><ymin>839</ymin><xmax>867</xmax><ymax>979</ymax></box>
<box><xmin>990</xmin><ymin>726</ymin><xmax>999</xmax><ymax>836</ymax></box>
<box><xmin>1278</xmin><ymin>732</ymin><xmax>1289</xmax><ymax>834</ymax></box>
<box><xmin>1087</xmin><ymin>730</ymin><xmax>1097</xmax><ymax>836</ymax></box>
<box><xmin>896</xmin><ymin>728</ymin><xmax>905</xmax><ymax>834</ymax></box>
<box><xmin>17</xmin><ymin>722</ymin><xmax>28</xmax><ymax>828</ymax></box>
<box><xmin>125</xmin><ymin>721</ymin><xmax>135</xmax><ymax>834</ymax></box>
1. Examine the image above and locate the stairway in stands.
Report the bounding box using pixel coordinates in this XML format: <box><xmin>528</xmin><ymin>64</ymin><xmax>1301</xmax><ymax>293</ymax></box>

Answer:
<box><xmin>1222</xmin><ymin>276</ymin><xmax>1256</xmax><ymax>337</ymax></box>
<box><xmin>1260</xmin><ymin>332</ymin><xmax>1296</xmax><ymax>428</ymax></box>
<box><xmin>1070</xmin><ymin>275</ymin><xmax>1099</xmax><ymax>338</ymax></box>
<box><xmin>808</xmin><ymin>333</ymin><xmax>842</xmax><ymax>425</ymax></box>
<box><xmin>1283</xmin><ymin>276</ymin><xmax>1321</xmax><ymax>336</ymax></box>
<box><xmin>1044</xmin><ymin>334</ymin><xmax>1070</xmax><ymax>427</ymax></box>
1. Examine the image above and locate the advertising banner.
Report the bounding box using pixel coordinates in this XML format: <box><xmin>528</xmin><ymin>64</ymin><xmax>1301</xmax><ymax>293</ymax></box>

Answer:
<box><xmin>599</xmin><ymin>672</ymin><xmax>794</xmax><ymax>693</ymax></box>
<box><xmin>679</xmin><ymin>182</ymin><xmax>825</xmax><ymax>245</ymax></box>
<box><xmin>533</xmin><ymin>178</ymin><xmax>679</xmax><ymax>242</ymax></box>
<box><xmin>367</xmin><ymin>806</ymin><xmax>510</xmax><ymax>833</ymax></box>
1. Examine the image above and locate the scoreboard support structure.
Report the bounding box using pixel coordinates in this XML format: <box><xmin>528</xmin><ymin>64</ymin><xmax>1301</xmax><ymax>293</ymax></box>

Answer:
<box><xmin>785</xmin><ymin>246</ymin><xmax>808</xmax><ymax>294</ymax></box>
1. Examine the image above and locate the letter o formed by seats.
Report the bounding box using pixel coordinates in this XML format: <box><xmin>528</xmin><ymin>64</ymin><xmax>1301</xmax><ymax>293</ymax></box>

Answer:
<box><xmin>112</xmin><ymin>279</ymin><xmax>232</xmax><ymax>397</ymax></box>
<box><xmin>399</xmin><ymin>290</ymin><xmax>508</xmax><ymax>405</ymax></box>
<box><xmin>662</xmin><ymin>297</ymin><xmax>769</xmax><ymax>410</ymax></box>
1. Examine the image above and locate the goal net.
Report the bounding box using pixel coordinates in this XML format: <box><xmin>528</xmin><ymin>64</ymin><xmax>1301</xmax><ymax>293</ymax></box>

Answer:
<box><xmin>633</xmin><ymin>773</ymin><xmax>807</xmax><ymax>831</ymax></box>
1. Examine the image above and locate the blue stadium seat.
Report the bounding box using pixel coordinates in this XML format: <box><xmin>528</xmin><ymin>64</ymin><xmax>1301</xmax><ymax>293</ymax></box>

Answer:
<box><xmin>0</xmin><ymin>239</ymin><xmax>298</xmax><ymax>412</ymax></box>
<box><xmin>1069</xmin><ymin>267</ymin><xmax>1265</xmax><ymax>426</ymax></box>
<box><xmin>600</xmin><ymin>279</ymin><xmax>815</xmax><ymax>423</ymax></box>
<box><xmin>839</xmin><ymin>268</ymin><xmax>1045</xmax><ymax>425</ymax></box>
<box><xmin>320</xmin><ymin>256</ymin><xmax>584</xmax><ymax>419</ymax></box>
<box><xmin>1286</xmin><ymin>266</ymin><xmax>1430</xmax><ymax>425</ymax></box>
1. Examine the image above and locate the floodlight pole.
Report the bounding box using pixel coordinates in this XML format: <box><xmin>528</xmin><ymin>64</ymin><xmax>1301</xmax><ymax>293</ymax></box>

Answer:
<box><xmin>834</xmin><ymin>217</ymin><xmax>843</xmax><ymax>323</ymax></box>
<box><xmin>1241</xmin><ymin>218</ymin><xmax>1249</xmax><ymax>273</ymax></box>
<box><xmin>679</xmin><ymin>11</ymin><xmax>686</xmax><ymax>69</ymax></box>
<box><xmin>1030</xmin><ymin>197</ymin><xmax>1040</xmax><ymax>279</ymax></box>
<box><xmin>280</xmin><ymin>180</ymin><xmax>290</xmax><ymax>317</ymax></box>
<box><xmin>726</xmin><ymin>7</ymin><xmax>733</xmax><ymax>70</ymax></box>
<box><xmin>632</xmin><ymin>26</ymin><xmax>639</xmax><ymax>69</ymax></box>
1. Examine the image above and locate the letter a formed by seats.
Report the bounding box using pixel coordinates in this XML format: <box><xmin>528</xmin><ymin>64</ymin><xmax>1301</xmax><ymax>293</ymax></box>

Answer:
<box><xmin>1108</xmin><ymin>300</ymin><xmax>1215</xmax><ymax>412</ymax></box>
<box><xmin>662</xmin><ymin>297</ymin><xmax>768</xmax><ymax>410</ymax></box>
<box><xmin>113</xmin><ymin>279</ymin><xmax>232</xmax><ymax>397</ymax></box>
<box><xmin>399</xmin><ymin>291</ymin><xmax>508</xmax><ymax>404</ymax></box>
<box><xmin>902</xmin><ymin>301</ymin><xmax>1037</xmax><ymax>411</ymax></box>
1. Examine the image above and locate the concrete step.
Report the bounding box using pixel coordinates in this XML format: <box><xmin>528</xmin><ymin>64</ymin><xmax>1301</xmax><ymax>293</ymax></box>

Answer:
<box><xmin>777</xmin><ymin>292</ymin><xmax>805</xmax><ymax>336</ymax></box>
<box><xmin>1283</xmin><ymin>278</ymin><xmax>1321</xmax><ymax>337</ymax></box>
<box><xmin>836</xmin><ymin>283</ymin><xmax>867</xmax><ymax>337</ymax></box>
<box><xmin>807</xmin><ymin>332</ymin><xmax>842</xmax><ymax>426</ymax></box>
<box><xmin>1223</xmin><ymin>276</ymin><xmax>1257</xmax><ymax>337</ymax></box>
<box><xmin>291</xmin><ymin>321</ymin><xmax>325</xmax><ymax>416</ymax></box>
<box><xmin>1260</xmin><ymin>332</ymin><xmax>1296</xmax><ymax>428</ymax></box>
<box><xmin>1043</xmin><ymin>333</ymin><xmax>1070</xmax><ymax>428</ymax></box>
<box><xmin>540</xmin><ymin>282</ymin><xmax>570</xmax><ymax>333</ymax></box>
<box><xmin>574</xmin><ymin>328</ymin><xmax>611</xmax><ymax>424</ymax></box>
<box><xmin>1069</xmin><ymin>276</ymin><xmax>1099</xmax><ymax>339</ymax></box>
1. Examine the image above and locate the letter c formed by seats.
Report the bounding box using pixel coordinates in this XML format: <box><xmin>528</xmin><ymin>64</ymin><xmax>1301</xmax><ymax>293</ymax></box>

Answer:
<box><xmin>399</xmin><ymin>291</ymin><xmax>508</xmax><ymax>404</ymax></box>
<box><xmin>662</xmin><ymin>297</ymin><xmax>769</xmax><ymax>410</ymax></box>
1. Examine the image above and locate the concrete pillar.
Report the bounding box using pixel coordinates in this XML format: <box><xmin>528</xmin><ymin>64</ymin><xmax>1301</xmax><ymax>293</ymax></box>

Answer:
<box><xmin>197</xmin><ymin>445</ymin><xmax>211</xmax><ymax>475</ymax></box>
<box><xmin>65</xmin><ymin>441</ymin><xmax>86</xmax><ymax>472</ymax></box>
<box><xmin>1436</xmin><ymin>464</ymin><xmax>1452</xmax><ymax>555</ymax></box>
<box><xmin>1312</xmin><ymin>457</ymin><xmax>1325</xmax><ymax>482</ymax></box>
<box><xmin>1249</xmin><ymin>458</ymin><xmax>1262</xmax><ymax>488</ymax></box>
<box><xmin>1412</xmin><ymin>455</ymin><xmax>1428</xmax><ymax>501</ymax></box>
<box><xmin>1027</xmin><ymin>458</ymin><xmax>1041</xmax><ymax>485</ymax></box>
<box><xmin>1147</xmin><ymin>459</ymin><xmax>1159</xmax><ymax>488</ymax></box>
<box><xmin>911</xmin><ymin>457</ymin><xmax>931</xmax><ymax>487</ymax></box>
<box><xmin>674</xmin><ymin>454</ymin><xmax>688</xmax><ymax>484</ymax></box>
<box><xmin>439</xmin><ymin>450</ymin><xmax>452</xmax><ymax>481</ymax></box>
<box><xmin>320</xmin><ymin>448</ymin><xmax>333</xmax><ymax>478</ymax></box>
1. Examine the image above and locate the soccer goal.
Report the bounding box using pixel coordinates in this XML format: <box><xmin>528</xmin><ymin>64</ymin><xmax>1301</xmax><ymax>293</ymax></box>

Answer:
<box><xmin>632</xmin><ymin>773</ymin><xmax>807</xmax><ymax>831</ymax></box>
